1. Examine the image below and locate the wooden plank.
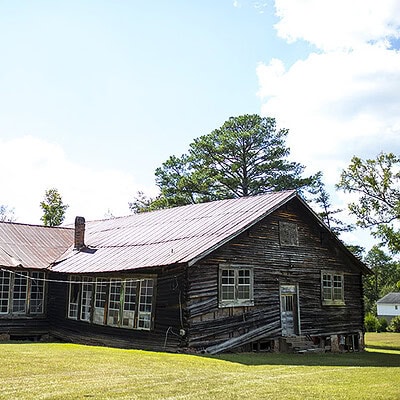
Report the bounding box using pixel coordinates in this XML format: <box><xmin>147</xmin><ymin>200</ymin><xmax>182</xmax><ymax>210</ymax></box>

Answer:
<box><xmin>204</xmin><ymin>321</ymin><xmax>281</xmax><ymax>354</ymax></box>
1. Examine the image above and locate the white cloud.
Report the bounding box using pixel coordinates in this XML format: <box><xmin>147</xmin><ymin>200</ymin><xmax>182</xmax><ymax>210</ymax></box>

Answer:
<box><xmin>258</xmin><ymin>4</ymin><xmax>400</xmax><ymax>185</ymax></box>
<box><xmin>256</xmin><ymin>1</ymin><xmax>400</xmax><ymax>251</ymax></box>
<box><xmin>274</xmin><ymin>0</ymin><xmax>400</xmax><ymax>51</ymax></box>
<box><xmin>0</xmin><ymin>136</ymin><xmax>142</xmax><ymax>225</ymax></box>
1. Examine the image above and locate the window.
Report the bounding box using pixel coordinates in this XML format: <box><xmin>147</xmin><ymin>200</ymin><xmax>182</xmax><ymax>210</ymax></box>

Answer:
<box><xmin>68</xmin><ymin>276</ymin><xmax>155</xmax><ymax>331</ymax></box>
<box><xmin>12</xmin><ymin>271</ymin><xmax>28</xmax><ymax>314</ymax></box>
<box><xmin>93</xmin><ymin>278</ymin><xmax>108</xmax><ymax>325</ymax></box>
<box><xmin>68</xmin><ymin>277</ymin><xmax>80</xmax><ymax>319</ymax></box>
<box><xmin>0</xmin><ymin>270</ymin><xmax>46</xmax><ymax>316</ymax></box>
<box><xmin>279</xmin><ymin>221</ymin><xmax>298</xmax><ymax>246</ymax></box>
<box><xmin>107</xmin><ymin>279</ymin><xmax>122</xmax><ymax>327</ymax></box>
<box><xmin>80</xmin><ymin>277</ymin><xmax>93</xmax><ymax>322</ymax></box>
<box><xmin>219</xmin><ymin>266</ymin><xmax>253</xmax><ymax>307</ymax></box>
<box><xmin>322</xmin><ymin>272</ymin><xmax>344</xmax><ymax>305</ymax></box>
<box><xmin>137</xmin><ymin>279</ymin><xmax>153</xmax><ymax>330</ymax></box>
<box><xmin>122</xmin><ymin>280</ymin><xmax>137</xmax><ymax>329</ymax></box>
<box><xmin>0</xmin><ymin>270</ymin><xmax>10</xmax><ymax>314</ymax></box>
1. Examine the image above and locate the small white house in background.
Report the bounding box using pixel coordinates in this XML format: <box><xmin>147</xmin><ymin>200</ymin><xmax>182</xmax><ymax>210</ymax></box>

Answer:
<box><xmin>377</xmin><ymin>292</ymin><xmax>400</xmax><ymax>322</ymax></box>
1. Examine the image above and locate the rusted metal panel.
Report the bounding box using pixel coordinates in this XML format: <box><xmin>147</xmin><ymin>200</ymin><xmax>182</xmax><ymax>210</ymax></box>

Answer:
<box><xmin>0</xmin><ymin>222</ymin><xmax>73</xmax><ymax>269</ymax></box>
<box><xmin>52</xmin><ymin>191</ymin><xmax>297</xmax><ymax>273</ymax></box>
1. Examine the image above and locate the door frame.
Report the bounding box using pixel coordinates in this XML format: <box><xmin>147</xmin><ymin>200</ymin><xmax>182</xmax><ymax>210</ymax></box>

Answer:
<box><xmin>280</xmin><ymin>284</ymin><xmax>301</xmax><ymax>336</ymax></box>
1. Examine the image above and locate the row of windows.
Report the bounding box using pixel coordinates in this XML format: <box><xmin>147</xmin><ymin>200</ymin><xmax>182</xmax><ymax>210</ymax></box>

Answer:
<box><xmin>219</xmin><ymin>266</ymin><xmax>344</xmax><ymax>306</ymax></box>
<box><xmin>0</xmin><ymin>270</ymin><xmax>45</xmax><ymax>315</ymax></box>
<box><xmin>68</xmin><ymin>277</ymin><xmax>155</xmax><ymax>331</ymax></box>
<box><xmin>0</xmin><ymin>267</ymin><xmax>344</xmax><ymax>322</ymax></box>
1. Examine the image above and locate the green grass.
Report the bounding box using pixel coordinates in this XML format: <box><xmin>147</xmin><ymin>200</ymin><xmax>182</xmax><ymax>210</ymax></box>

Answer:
<box><xmin>365</xmin><ymin>332</ymin><xmax>400</xmax><ymax>351</ymax></box>
<box><xmin>0</xmin><ymin>335</ymin><xmax>399</xmax><ymax>400</ymax></box>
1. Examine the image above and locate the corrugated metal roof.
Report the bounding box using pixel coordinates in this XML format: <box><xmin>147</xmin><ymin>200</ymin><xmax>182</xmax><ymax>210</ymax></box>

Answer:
<box><xmin>377</xmin><ymin>292</ymin><xmax>400</xmax><ymax>304</ymax></box>
<box><xmin>52</xmin><ymin>190</ymin><xmax>297</xmax><ymax>273</ymax></box>
<box><xmin>0</xmin><ymin>222</ymin><xmax>74</xmax><ymax>269</ymax></box>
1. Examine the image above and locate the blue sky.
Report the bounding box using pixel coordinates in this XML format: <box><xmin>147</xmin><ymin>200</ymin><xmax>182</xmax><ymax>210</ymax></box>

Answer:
<box><xmin>1</xmin><ymin>0</ymin><xmax>399</xmax><ymax>251</ymax></box>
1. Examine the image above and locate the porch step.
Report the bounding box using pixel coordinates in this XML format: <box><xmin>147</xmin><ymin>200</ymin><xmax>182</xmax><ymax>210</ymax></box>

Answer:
<box><xmin>284</xmin><ymin>336</ymin><xmax>325</xmax><ymax>353</ymax></box>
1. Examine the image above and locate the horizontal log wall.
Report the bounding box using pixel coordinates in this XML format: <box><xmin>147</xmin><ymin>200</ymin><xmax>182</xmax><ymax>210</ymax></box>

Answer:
<box><xmin>186</xmin><ymin>198</ymin><xmax>364</xmax><ymax>350</ymax></box>
<box><xmin>0</xmin><ymin>317</ymin><xmax>49</xmax><ymax>337</ymax></box>
<box><xmin>47</xmin><ymin>265</ymin><xmax>186</xmax><ymax>352</ymax></box>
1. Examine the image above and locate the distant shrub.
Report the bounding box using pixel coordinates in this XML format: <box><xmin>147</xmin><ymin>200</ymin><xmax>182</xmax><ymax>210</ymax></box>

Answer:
<box><xmin>365</xmin><ymin>313</ymin><xmax>379</xmax><ymax>332</ymax></box>
<box><xmin>377</xmin><ymin>318</ymin><xmax>388</xmax><ymax>332</ymax></box>
<box><xmin>388</xmin><ymin>316</ymin><xmax>400</xmax><ymax>333</ymax></box>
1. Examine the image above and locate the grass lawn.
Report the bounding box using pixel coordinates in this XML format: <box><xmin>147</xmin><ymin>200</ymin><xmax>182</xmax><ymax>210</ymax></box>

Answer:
<box><xmin>365</xmin><ymin>332</ymin><xmax>400</xmax><ymax>351</ymax></box>
<box><xmin>0</xmin><ymin>335</ymin><xmax>399</xmax><ymax>400</ymax></box>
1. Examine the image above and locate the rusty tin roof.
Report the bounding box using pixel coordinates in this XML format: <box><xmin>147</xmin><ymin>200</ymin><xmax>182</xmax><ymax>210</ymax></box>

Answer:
<box><xmin>0</xmin><ymin>222</ymin><xmax>73</xmax><ymax>269</ymax></box>
<box><xmin>52</xmin><ymin>190</ymin><xmax>297</xmax><ymax>274</ymax></box>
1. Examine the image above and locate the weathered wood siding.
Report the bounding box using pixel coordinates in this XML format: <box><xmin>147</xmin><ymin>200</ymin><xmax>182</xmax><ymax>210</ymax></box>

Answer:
<box><xmin>47</xmin><ymin>265</ymin><xmax>185</xmax><ymax>351</ymax></box>
<box><xmin>186</xmin><ymin>198</ymin><xmax>364</xmax><ymax>349</ymax></box>
<box><xmin>0</xmin><ymin>317</ymin><xmax>49</xmax><ymax>338</ymax></box>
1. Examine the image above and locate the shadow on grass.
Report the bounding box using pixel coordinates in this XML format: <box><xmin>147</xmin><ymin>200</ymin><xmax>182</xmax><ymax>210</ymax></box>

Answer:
<box><xmin>207</xmin><ymin>349</ymin><xmax>400</xmax><ymax>368</ymax></box>
<box><xmin>366</xmin><ymin>344</ymin><xmax>400</xmax><ymax>351</ymax></box>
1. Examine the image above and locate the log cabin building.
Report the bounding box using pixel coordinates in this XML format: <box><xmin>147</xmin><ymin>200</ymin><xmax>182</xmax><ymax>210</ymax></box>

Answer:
<box><xmin>0</xmin><ymin>191</ymin><xmax>371</xmax><ymax>353</ymax></box>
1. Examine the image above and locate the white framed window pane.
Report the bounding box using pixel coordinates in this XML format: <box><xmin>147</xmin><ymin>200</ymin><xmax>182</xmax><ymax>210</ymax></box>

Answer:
<box><xmin>121</xmin><ymin>280</ymin><xmax>137</xmax><ymax>329</ymax></box>
<box><xmin>237</xmin><ymin>269</ymin><xmax>251</xmax><ymax>300</ymax></box>
<box><xmin>80</xmin><ymin>277</ymin><xmax>93</xmax><ymax>322</ymax></box>
<box><xmin>107</xmin><ymin>309</ymin><xmax>120</xmax><ymax>326</ymax></box>
<box><xmin>68</xmin><ymin>277</ymin><xmax>80</xmax><ymax>319</ymax></box>
<box><xmin>322</xmin><ymin>274</ymin><xmax>332</xmax><ymax>301</ymax></box>
<box><xmin>109</xmin><ymin>279</ymin><xmax>122</xmax><ymax>310</ymax></box>
<box><xmin>221</xmin><ymin>286</ymin><xmax>235</xmax><ymax>300</ymax></box>
<box><xmin>12</xmin><ymin>272</ymin><xmax>28</xmax><ymax>314</ymax></box>
<box><xmin>237</xmin><ymin>285</ymin><xmax>250</xmax><ymax>300</ymax></box>
<box><xmin>95</xmin><ymin>278</ymin><xmax>108</xmax><ymax>308</ymax></box>
<box><xmin>137</xmin><ymin>279</ymin><xmax>153</xmax><ymax>330</ymax></box>
<box><xmin>333</xmin><ymin>275</ymin><xmax>343</xmax><ymax>300</ymax></box>
<box><xmin>108</xmin><ymin>279</ymin><xmax>122</xmax><ymax>326</ymax></box>
<box><xmin>123</xmin><ymin>280</ymin><xmax>137</xmax><ymax>312</ymax></box>
<box><xmin>220</xmin><ymin>267</ymin><xmax>253</xmax><ymax>305</ymax></box>
<box><xmin>0</xmin><ymin>270</ymin><xmax>10</xmax><ymax>314</ymax></box>
<box><xmin>93</xmin><ymin>278</ymin><xmax>108</xmax><ymax>325</ymax></box>
<box><xmin>221</xmin><ymin>269</ymin><xmax>235</xmax><ymax>300</ymax></box>
<box><xmin>221</xmin><ymin>269</ymin><xmax>235</xmax><ymax>285</ymax></box>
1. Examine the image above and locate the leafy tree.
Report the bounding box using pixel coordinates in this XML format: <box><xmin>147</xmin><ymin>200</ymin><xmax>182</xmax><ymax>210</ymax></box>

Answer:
<box><xmin>337</xmin><ymin>152</ymin><xmax>400</xmax><ymax>253</ymax></box>
<box><xmin>0</xmin><ymin>205</ymin><xmax>16</xmax><ymax>222</ymax></box>
<box><xmin>364</xmin><ymin>312</ymin><xmax>379</xmax><ymax>332</ymax></box>
<box><xmin>128</xmin><ymin>191</ymin><xmax>169</xmax><ymax>214</ymax></box>
<box><xmin>311</xmin><ymin>177</ymin><xmax>354</xmax><ymax>235</ymax></box>
<box><xmin>389</xmin><ymin>315</ymin><xmax>400</xmax><ymax>332</ymax></box>
<box><xmin>135</xmin><ymin>115</ymin><xmax>319</xmax><ymax>211</ymax></box>
<box><xmin>40</xmin><ymin>188</ymin><xmax>69</xmax><ymax>226</ymax></box>
<box><xmin>363</xmin><ymin>245</ymin><xmax>400</xmax><ymax>314</ymax></box>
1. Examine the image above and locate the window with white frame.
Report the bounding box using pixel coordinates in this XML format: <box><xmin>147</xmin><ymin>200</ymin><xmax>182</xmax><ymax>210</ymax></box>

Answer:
<box><xmin>219</xmin><ymin>266</ymin><xmax>254</xmax><ymax>307</ymax></box>
<box><xmin>137</xmin><ymin>279</ymin><xmax>153</xmax><ymax>330</ymax></box>
<box><xmin>12</xmin><ymin>271</ymin><xmax>28</xmax><ymax>314</ymax></box>
<box><xmin>93</xmin><ymin>278</ymin><xmax>107</xmax><ymax>325</ymax></box>
<box><xmin>107</xmin><ymin>279</ymin><xmax>122</xmax><ymax>327</ymax></box>
<box><xmin>0</xmin><ymin>270</ymin><xmax>46</xmax><ymax>316</ymax></box>
<box><xmin>322</xmin><ymin>272</ymin><xmax>344</xmax><ymax>305</ymax></box>
<box><xmin>0</xmin><ymin>270</ymin><xmax>10</xmax><ymax>314</ymax></box>
<box><xmin>80</xmin><ymin>277</ymin><xmax>93</xmax><ymax>322</ymax></box>
<box><xmin>122</xmin><ymin>279</ymin><xmax>137</xmax><ymax>329</ymax></box>
<box><xmin>69</xmin><ymin>276</ymin><xmax>155</xmax><ymax>331</ymax></box>
<box><xmin>68</xmin><ymin>277</ymin><xmax>80</xmax><ymax>320</ymax></box>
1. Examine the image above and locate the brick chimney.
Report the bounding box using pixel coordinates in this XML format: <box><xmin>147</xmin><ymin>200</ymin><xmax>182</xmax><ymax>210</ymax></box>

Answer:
<box><xmin>74</xmin><ymin>216</ymin><xmax>86</xmax><ymax>250</ymax></box>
